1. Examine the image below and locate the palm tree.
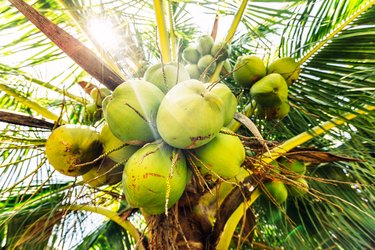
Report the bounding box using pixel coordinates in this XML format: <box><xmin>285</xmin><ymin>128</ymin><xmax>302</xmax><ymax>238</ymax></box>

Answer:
<box><xmin>0</xmin><ymin>0</ymin><xmax>374</xmax><ymax>249</ymax></box>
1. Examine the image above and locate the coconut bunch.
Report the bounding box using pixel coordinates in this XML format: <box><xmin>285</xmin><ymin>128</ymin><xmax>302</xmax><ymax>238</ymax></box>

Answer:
<box><xmin>45</xmin><ymin>63</ymin><xmax>245</xmax><ymax>215</ymax></box>
<box><xmin>233</xmin><ymin>55</ymin><xmax>300</xmax><ymax>120</ymax></box>
<box><xmin>84</xmin><ymin>87</ymin><xmax>112</xmax><ymax>122</ymax></box>
<box><xmin>182</xmin><ymin>35</ymin><xmax>231</xmax><ymax>81</ymax></box>
<box><xmin>262</xmin><ymin>158</ymin><xmax>309</xmax><ymax>204</ymax></box>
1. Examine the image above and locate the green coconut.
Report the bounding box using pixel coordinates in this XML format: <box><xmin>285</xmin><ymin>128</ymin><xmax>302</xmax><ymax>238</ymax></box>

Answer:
<box><xmin>197</xmin><ymin>35</ymin><xmax>214</xmax><ymax>56</ymax></box>
<box><xmin>211</xmin><ymin>41</ymin><xmax>231</xmax><ymax>62</ymax></box>
<box><xmin>84</xmin><ymin>103</ymin><xmax>102</xmax><ymax>122</ymax></box>
<box><xmin>197</xmin><ymin>54</ymin><xmax>216</xmax><ymax>74</ymax></box>
<box><xmin>156</xmin><ymin>79</ymin><xmax>224</xmax><ymax>149</ymax></box>
<box><xmin>264</xmin><ymin>180</ymin><xmax>288</xmax><ymax>204</ymax></box>
<box><xmin>250</xmin><ymin>73</ymin><xmax>288</xmax><ymax>107</ymax></box>
<box><xmin>103</xmin><ymin>79</ymin><xmax>164</xmax><ymax>143</ymax></box>
<box><xmin>287</xmin><ymin>178</ymin><xmax>309</xmax><ymax>197</ymax></box>
<box><xmin>204</xmin><ymin>83</ymin><xmax>237</xmax><ymax>126</ymax></box>
<box><xmin>123</xmin><ymin>142</ymin><xmax>188</xmax><ymax>215</ymax></box>
<box><xmin>267</xmin><ymin>57</ymin><xmax>300</xmax><ymax>86</ymax></box>
<box><xmin>192</xmin><ymin>127</ymin><xmax>245</xmax><ymax>180</ymax></box>
<box><xmin>257</xmin><ymin>101</ymin><xmax>290</xmax><ymax>120</ymax></box>
<box><xmin>233</xmin><ymin>55</ymin><xmax>266</xmax><ymax>88</ymax></box>
<box><xmin>185</xmin><ymin>64</ymin><xmax>201</xmax><ymax>80</ymax></box>
<box><xmin>82</xmin><ymin>157</ymin><xmax>123</xmax><ymax>187</ymax></box>
<box><xmin>144</xmin><ymin>62</ymin><xmax>190</xmax><ymax>93</ymax></box>
<box><xmin>99</xmin><ymin>123</ymin><xmax>140</xmax><ymax>163</ymax></box>
<box><xmin>279</xmin><ymin>157</ymin><xmax>306</xmax><ymax>175</ymax></box>
<box><xmin>182</xmin><ymin>46</ymin><xmax>201</xmax><ymax>64</ymax></box>
<box><xmin>45</xmin><ymin>124</ymin><xmax>102</xmax><ymax>177</ymax></box>
<box><xmin>90</xmin><ymin>87</ymin><xmax>111</xmax><ymax>107</ymax></box>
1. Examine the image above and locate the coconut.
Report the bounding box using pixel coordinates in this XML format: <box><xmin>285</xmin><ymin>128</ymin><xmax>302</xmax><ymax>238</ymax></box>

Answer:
<box><xmin>185</xmin><ymin>64</ymin><xmax>201</xmax><ymax>80</ymax></box>
<box><xmin>250</xmin><ymin>73</ymin><xmax>288</xmax><ymax>107</ymax></box>
<box><xmin>144</xmin><ymin>62</ymin><xmax>190</xmax><ymax>93</ymax></box>
<box><xmin>45</xmin><ymin>124</ymin><xmax>102</xmax><ymax>176</ymax></box>
<box><xmin>267</xmin><ymin>57</ymin><xmax>300</xmax><ymax>86</ymax></box>
<box><xmin>182</xmin><ymin>46</ymin><xmax>201</xmax><ymax>64</ymax></box>
<box><xmin>192</xmin><ymin>128</ymin><xmax>245</xmax><ymax>180</ymax></box>
<box><xmin>197</xmin><ymin>54</ymin><xmax>216</xmax><ymax>74</ymax></box>
<box><xmin>197</xmin><ymin>35</ymin><xmax>214</xmax><ymax>56</ymax></box>
<box><xmin>233</xmin><ymin>55</ymin><xmax>266</xmax><ymax>88</ymax></box>
<box><xmin>156</xmin><ymin>79</ymin><xmax>224</xmax><ymax>149</ymax></box>
<box><xmin>122</xmin><ymin>142</ymin><xmax>188</xmax><ymax>215</ymax></box>
<box><xmin>103</xmin><ymin>79</ymin><xmax>164</xmax><ymax>143</ymax></box>
<box><xmin>287</xmin><ymin>178</ymin><xmax>309</xmax><ymax>197</ymax></box>
<box><xmin>99</xmin><ymin>123</ymin><xmax>140</xmax><ymax>163</ymax></box>
<box><xmin>211</xmin><ymin>41</ymin><xmax>231</xmax><ymax>61</ymax></box>
<box><xmin>264</xmin><ymin>180</ymin><xmax>288</xmax><ymax>204</ymax></box>
<box><xmin>90</xmin><ymin>87</ymin><xmax>111</xmax><ymax>107</ymax></box>
<box><xmin>82</xmin><ymin>157</ymin><xmax>123</xmax><ymax>187</ymax></box>
<box><xmin>204</xmin><ymin>83</ymin><xmax>237</xmax><ymax>126</ymax></box>
<box><xmin>279</xmin><ymin>157</ymin><xmax>306</xmax><ymax>175</ymax></box>
<box><xmin>257</xmin><ymin>101</ymin><xmax>290</xmax><ymax>120</ymax></box>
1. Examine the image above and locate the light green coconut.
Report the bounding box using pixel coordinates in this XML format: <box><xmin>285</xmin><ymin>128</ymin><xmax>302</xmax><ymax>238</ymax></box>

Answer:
<box><xmin>156</xmin><ymin>79</ymin><xmax>224</xmax><ymax>149</ymax></box>
<box><xmin>122</xmin><ymin>142</ymin><xmax>188</xmax><ymax>215</ymax></box>
<box><xmin>103</xmin><ymin>79</ymin><xmax>164</xmax><ymax>143</ymax></box>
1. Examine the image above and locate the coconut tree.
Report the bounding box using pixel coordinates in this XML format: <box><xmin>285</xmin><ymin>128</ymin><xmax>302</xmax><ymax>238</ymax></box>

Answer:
<box><xmin>0</xmin><ymin>0</ymin><xmax>374</xmax><ymax>249</ymax></box>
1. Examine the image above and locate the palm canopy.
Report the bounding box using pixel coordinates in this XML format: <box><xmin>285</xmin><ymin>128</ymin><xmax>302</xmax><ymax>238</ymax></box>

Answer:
<box><xmin>0</xmin><ymin>0</ymin><xmax>374</xmax><ymax>249</ymax></box>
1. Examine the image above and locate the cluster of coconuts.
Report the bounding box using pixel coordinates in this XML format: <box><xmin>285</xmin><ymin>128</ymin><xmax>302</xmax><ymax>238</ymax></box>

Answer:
<box><xmin>84</xmin><ymin>87</ymin><xmax>112</xmax><ymax>122</ymax></box>
<box><xmin>45</xmin><ymin>60</ymin><xmax>245</xmax><ymax>215</ymax></box>
<box><xmin>233</xmin><ymin>55</ymin><xmax>300</xmax><ymax>120</ymax></box>
<box><xmin>263</xmin><ymin>158</ymin><xmax>309</xmax><ymax>204</ymax></box>
<box><xmin>182</xmin><ymin>35</ymin><xmax>231</xmax><ymax>81</ymax></box>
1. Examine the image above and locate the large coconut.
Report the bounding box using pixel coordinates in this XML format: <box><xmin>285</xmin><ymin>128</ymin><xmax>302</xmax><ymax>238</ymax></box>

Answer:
<box><xmin>192</xmin><ymin>127</ymin><xmax>245</xmax><ymax>180</ymax></box>
<box><xmin>123</xmin><ymin>142</ymin><xmax>188</xmax><ymax>215</ymax></box>
<box><xmin>144</xmin><ymin>62</ymin><xmax>190</xmax><ymax>93</ymax></box>
<box><xmin>99</xmin><ymin>123</ymin><xmax>140</xmax><ymax>163</ymax></box>
<box><xmin>45</xmin><ymin>124</ymin><xmax>102</xmax><ymax>177</ymax></box>
<box><xmin>156</xmin><ymin>79</ymin><xmax>224</xmax><ymax>149</ymax></box>
<box><xmin>82</xmin><ymin>157</ymin><xmax>123</xmax><ymax>187</ymax></box>
<box><xmin>233</xmin><ymin>55</ymin><xmax>266</xmax><ymax>88</ymax></box>
<box><xmin>250</xmin><ymin>73</ymin><xmax>288</xmax><ymax>107</ymax></box>
<box><xmin>204</xmin><ymin>83</ymin><xmax>237</xmax><ymax>126</ymax></box>
<box><xmin>103</xmin><ymin>80</ymin><xmax>164</xmax><ymax>144</ymax></box>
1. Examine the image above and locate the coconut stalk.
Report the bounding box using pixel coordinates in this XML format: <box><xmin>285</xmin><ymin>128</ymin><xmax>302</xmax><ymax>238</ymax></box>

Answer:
<box><xmin>210</xmin><ymin>0</ymin><xmax>250</xmax><ymax>83</ymax></box>
<box><xmin>154</xmin><ymin>0</ymin><xmax>171</xmax><ymax>64</ymax></box>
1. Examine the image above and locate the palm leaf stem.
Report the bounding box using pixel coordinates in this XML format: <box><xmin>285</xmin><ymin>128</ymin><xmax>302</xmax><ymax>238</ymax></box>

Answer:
<box><xmin>167</xmin><ymin>1</ymin><xmax>177</xmax><ymax>61</ymax></box>
<box><xmin>55</xmin><ymin>0</ymin><xmax>126</xmax><ymax>80</ymax></box>
<box><xmin>8</xmin><ymin>0</ymin><xmax>125</xmax><ymax>91</ymax></box>
<box><xmin>298</xmin><ymin>0</ymin><xmax>375</xmax><ymax>66</ymax></box>
<box><xmin>211</xmin><ymin>0</ymin><xmax>250</xmax><ymax>82</ymax></box>
<box><xmin>238</xmin><ymin>104</ymin><xmax>375</xmax><ymax>182</ymax></box>
<box><xmin>66</xmin><ymin>204</ymin><xmax>144</xmax><ymax>249</ymax></box>
<box><xmin>154</xmin><ymin>0</ymin><xmax>171</xmax><ymax>63</ymax></box>
<box><xmin>0</xmin><ymin>109</ymin><xmax>54</xmax><ymax>129</ymax></box>
<box><xmin>216</xmin><ymin>188</ymin><xmax>261</xmax><ymax>250</ymax></box>
<box><xmin>0</xmin><ymin>82</ymin><xmax>66</xmax><ymax>124</ymax></box>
